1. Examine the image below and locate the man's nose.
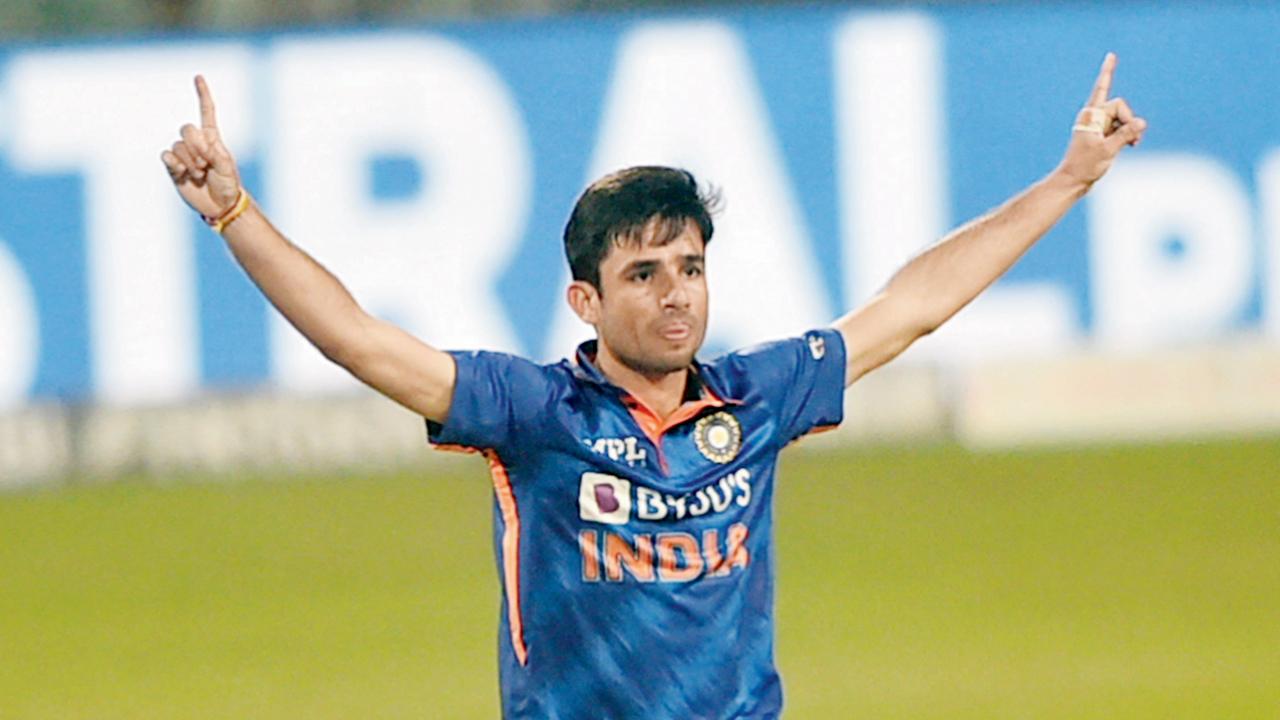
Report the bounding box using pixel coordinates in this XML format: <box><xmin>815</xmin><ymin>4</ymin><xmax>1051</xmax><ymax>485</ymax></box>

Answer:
<box><xmin>660</xmin><ymin>273</ymin><xmax>691</xmax><ymax>309</ymax></box>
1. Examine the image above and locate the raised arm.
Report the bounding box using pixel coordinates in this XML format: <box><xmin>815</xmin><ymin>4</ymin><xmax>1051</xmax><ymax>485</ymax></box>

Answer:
<box><xmin>161</xmin><ymin>76</ymin><xmax>457</xmax><ymax>421</ymax></box>
<box><xmin>834</xmin><ymin>53</ymin><xmax>1147</xmax><ymax>386</ymax></box>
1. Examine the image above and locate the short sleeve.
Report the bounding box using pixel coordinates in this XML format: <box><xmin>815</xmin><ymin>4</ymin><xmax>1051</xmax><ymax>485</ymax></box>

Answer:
<box><xmin>426</xmin><ymin>350</ymin><xmax>557</xmax><ymax>457</ymax></box>
<box><xmin>718</xmin><ymin>328</ymin><xmax>846</xmax><ymax>446</ymax></box>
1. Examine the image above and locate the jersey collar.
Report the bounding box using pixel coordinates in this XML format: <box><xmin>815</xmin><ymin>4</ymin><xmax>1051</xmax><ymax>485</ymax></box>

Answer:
<box><xmin>571</xmin><ymin>340</ymin><xmax>741</xmax><ymax>466</ymax></box>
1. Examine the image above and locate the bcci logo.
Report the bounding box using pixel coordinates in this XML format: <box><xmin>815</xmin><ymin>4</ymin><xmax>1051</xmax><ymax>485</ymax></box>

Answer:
<box><xmin>694</xmin><ymin>411</ymin><xmax>743</xmax><ymax>464</ymax></box>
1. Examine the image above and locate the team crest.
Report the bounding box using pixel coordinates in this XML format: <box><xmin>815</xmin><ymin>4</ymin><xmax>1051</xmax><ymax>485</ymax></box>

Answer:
<box><xmin>694</xmin><ymin>411</ymin><xmax>743</xmax><ymax>464</ymax></box>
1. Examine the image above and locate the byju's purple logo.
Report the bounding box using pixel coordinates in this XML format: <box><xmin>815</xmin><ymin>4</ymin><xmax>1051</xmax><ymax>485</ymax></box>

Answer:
<box><xmin>578</xmin><ymin>472</ymin><xmax>632</xmax><ymax>525</ymax></box>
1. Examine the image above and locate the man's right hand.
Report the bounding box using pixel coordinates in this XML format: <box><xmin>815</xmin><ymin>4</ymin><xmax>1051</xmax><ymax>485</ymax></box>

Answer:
<box><xmin>1055</xmin><ymin>53</ymin><xmax>1147</xmax><ymax>191</ymax></box>
<box><xmin>160</xmin><ymin>75</ymin><xmax>242</xmax><ymax>219</ymax></box>
<box><xmin>158</xmin><ymin>74</ymin><xmax>458</xmax><ymax>422</ymax></box>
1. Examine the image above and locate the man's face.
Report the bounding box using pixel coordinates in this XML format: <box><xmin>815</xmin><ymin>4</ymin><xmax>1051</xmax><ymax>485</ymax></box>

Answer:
<box><xmin>591</xmin><ymin>218</ymin><xmax>708</xmax><ymax>376</ymax></box>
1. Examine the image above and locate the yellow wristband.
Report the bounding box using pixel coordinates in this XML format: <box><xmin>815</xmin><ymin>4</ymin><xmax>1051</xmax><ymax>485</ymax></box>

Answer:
<box><xmin>205</xmin><ymin>188</ymin><xmax>251</xmax><ymax>234</ymax></box>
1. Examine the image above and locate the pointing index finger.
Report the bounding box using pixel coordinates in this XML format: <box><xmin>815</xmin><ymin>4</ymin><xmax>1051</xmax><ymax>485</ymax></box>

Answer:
<box><xmin>1087</xmin><ymin>52</ymin><xmax>1117</xmax><ymax>107</ymax></box>
<box><xmin>195</xmin><ymin>74</ymin><xmax>218</xmax><ymax>130</ymax></box>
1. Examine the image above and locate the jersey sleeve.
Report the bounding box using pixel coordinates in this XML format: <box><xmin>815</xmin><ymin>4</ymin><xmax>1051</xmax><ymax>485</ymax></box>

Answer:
<box><xmin>721</xmin><ymin>328</ymin><xmax>847</xmax><ymax>446</ymax></box>
<box><xmin>426</xmin><ymin>350</ymin><xmax>557</xmax><ymax>458</ymax></box>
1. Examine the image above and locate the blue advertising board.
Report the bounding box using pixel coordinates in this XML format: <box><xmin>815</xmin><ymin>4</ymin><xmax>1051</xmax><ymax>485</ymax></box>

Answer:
<box><xmin>0</xmin><ymin>2</ymin><xmax>1278</xmax><ymax>407</ymax></box>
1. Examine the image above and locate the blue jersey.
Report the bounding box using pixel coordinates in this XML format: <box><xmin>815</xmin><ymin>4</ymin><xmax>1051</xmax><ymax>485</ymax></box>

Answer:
<box><xmin>427</xmin><ymin>328</ymin><xmax>846</xmax><ymax>719</ymax></box>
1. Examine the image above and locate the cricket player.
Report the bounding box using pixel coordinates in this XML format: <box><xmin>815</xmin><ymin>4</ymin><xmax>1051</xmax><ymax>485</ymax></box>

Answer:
<box><xmin>162</xmin><ymin>53</ymin><xmax>1145</xmax><ymax>718</ymax></box>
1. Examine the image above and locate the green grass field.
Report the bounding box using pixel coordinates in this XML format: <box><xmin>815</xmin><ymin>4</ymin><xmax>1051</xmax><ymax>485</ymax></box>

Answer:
<box><xmin>3</xmin><ymin>437</ymin><xmax>1278</xmax><ymax>718</ymax></box>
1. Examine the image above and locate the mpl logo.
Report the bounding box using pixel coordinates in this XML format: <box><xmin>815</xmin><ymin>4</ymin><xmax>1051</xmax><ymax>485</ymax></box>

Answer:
<box><xmin>578</xmin><ymin>472</ymin><xmax>632</xmax><ymax>525</ymax></box>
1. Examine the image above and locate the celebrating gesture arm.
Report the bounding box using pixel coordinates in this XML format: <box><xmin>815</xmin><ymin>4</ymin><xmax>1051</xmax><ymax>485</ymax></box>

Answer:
<box><xmin>834</xmin><ymin>53</ymin><xmax>1148</xmax><ymax>386</ymax></box>
<box><xmin>161</xmin><ymin>76</ymin><xmax>457</xmax><ymax>422</ymax></box>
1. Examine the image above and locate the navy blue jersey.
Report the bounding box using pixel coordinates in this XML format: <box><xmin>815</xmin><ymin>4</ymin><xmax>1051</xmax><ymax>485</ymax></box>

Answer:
<box><xmin>427</xmin><ymin>328</ymin><xmax>846</xmax><ymax>719</ymax></box>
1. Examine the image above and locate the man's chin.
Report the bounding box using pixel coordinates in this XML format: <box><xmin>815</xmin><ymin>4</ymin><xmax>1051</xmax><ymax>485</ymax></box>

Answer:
<box><xmin>622</xmin><ymin>346</ymin><xmax>698</xmax><ymax>376</ymax></box>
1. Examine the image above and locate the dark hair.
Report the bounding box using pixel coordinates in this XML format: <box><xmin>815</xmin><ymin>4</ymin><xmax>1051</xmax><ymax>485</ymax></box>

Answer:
<box><xmin>563</xmin><ymin>166</ymin><xmax>719</xmax><ymax>290</ymax></box>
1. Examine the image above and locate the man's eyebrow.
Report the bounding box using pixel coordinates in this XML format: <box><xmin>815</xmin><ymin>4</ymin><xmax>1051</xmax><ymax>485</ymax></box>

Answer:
<box><xmin>623</xmin><ymin>259</ymin><xmax>659</xmax><ymax>273</ymax></box>
<box><xmin>621</xmin><ymin>255</ymin><xmax>703</xmax><ymax>274</ymax></box>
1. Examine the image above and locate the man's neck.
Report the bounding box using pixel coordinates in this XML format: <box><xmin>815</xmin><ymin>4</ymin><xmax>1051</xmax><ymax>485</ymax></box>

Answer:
<box><xmin>594</xmin><ymin>344</ymin><xmax>689</xmax><ymax>421</ymax></box>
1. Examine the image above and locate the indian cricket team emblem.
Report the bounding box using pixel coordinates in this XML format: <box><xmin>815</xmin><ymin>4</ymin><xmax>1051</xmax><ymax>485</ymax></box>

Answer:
<box><xmin>694</xmin><ymin>411</ymin><xmax>743</xmax><ymax>464</ymax></box>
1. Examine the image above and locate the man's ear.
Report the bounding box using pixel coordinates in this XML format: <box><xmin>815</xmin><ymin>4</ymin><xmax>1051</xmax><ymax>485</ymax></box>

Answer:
<box><xmin>567</xmin><ymin>280</ymin><xmax>601</xmax><ymax>325</ymax></box>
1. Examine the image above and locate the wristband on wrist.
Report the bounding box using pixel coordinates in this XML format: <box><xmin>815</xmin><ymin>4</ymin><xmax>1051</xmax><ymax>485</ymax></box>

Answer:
<box><xmin>204</xmin><ymin>188</ymin><xmax>251</xmax><ymax>234</ymax></box>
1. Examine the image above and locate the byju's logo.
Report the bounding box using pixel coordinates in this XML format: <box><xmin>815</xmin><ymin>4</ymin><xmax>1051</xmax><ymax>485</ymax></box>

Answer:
<box><xmin>578</xmin><ymin>472</ymin><xmax>632</xmax><ymax>525</ymax></box>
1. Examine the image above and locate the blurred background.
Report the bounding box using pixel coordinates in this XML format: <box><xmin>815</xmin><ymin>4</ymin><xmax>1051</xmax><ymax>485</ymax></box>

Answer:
<box><xmin>1</xmin><ymin>1</ymin><xmax>1278</xmax><ymax>718</ymax></box>
<box><xmin>1</xmin><ymin>0</ymin><xmax>980</xmax><ymax>38</ymax></box>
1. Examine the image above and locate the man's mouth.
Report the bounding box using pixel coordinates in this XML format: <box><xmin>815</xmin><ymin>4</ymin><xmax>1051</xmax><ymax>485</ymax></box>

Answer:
<box><xmin>658</xmin><ymin>321</ymin><xmax>692</xmax><ymax>341</ymax></box>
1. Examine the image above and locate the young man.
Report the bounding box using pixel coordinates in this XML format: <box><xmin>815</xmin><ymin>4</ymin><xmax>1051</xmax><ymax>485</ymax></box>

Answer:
<box><xmin>162</xmin><ymin>54</ymin><xmax>1144</xmax><ymax>718</ymax></box>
